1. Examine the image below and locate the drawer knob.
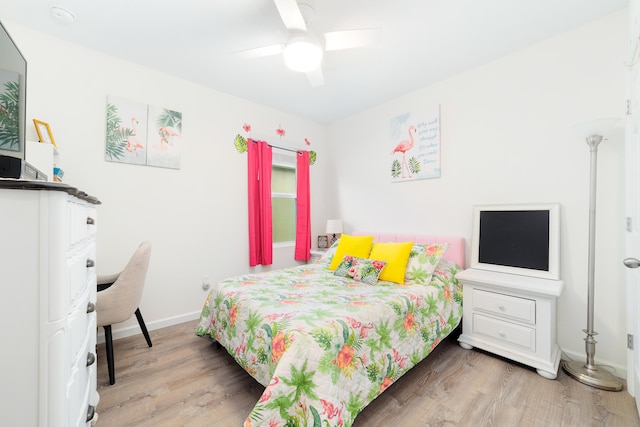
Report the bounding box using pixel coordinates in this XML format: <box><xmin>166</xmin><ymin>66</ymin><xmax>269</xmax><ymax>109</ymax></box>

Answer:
<box><xmin>498</xmin><ymin>330</ymin><xmax>506</xmax><ymax>337</ymax></box>
<box><xmin>497</xmin><ymin>304</ymin><xmax>506</xmax><ymax>311</ymax></box>
<box><xmin>87</xmin><ymin>217</ymin><xmax>96</xmax><ymax>225</ymax></box>
<box><xmin>86</xmin><ymin>259</ymin><xmax>95</xmax><ymax>268</ymax></box>
<box><xmin>86</xmin><ymin>405</ymin><xmax>96</xmax><ymax>422</ymax></box>
<box><xmin>86</xmin><ymin>302</ymin><xmax>96</xmax><ymax>313</ymax></box>
<box><xmin>87</xmin><ymin>352</ymin><xmax>96</xmax><ymax>367</ymax></box>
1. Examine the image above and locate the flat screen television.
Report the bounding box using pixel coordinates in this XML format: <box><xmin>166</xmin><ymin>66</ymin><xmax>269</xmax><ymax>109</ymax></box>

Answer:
<box><xmin>0</xmin><ymin>20</ymin><xmax>27</xmax><ymax>161</ymax></box>
<box><xmin>470</xmin><ymin>203</ymin><xmax>560</xmax><ymax>280</ymax></box>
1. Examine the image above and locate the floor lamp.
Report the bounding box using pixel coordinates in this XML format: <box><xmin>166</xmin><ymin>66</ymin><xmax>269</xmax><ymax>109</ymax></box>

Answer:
<box><xmin>562</xmin><ymin>118</ymin><xmax>623</xmax><ymax>391</ymax></box>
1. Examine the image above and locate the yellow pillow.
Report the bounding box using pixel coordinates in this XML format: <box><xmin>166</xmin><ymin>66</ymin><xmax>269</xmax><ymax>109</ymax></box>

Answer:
<box><xmin>329</xmin><ymin>234</ymin><xmax>375</xmax><ymax>270</ymax></box>
<box><xmin>368</xmin><ymin>241</ymin><xmax>414</xmax><ymax>284</ymax></box>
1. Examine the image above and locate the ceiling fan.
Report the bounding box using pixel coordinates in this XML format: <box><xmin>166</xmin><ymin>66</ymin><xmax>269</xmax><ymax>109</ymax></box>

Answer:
<box><xmin>235</xmin><ymin>0</ymin><xmax>381</xmax><ymax>87</ymax></box>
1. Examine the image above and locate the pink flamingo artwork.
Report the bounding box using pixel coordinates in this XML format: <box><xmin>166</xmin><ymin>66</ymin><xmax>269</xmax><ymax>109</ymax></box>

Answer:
<box><xmin>124</xmin><ymin>117</ymin><xmax>144</xmax><ymax>157</ymax></box>
<box><xmin>391</xmin><ymin>125</ymin><xmax>417</xmax><ymax>178</ymax></box>
<box><xmin>158</xmin><ymin>126</ymin><xmax>181</xmax><ymax>147</ymax></box>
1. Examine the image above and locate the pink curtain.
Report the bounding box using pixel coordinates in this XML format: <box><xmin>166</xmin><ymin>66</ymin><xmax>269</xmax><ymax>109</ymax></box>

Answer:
<box><xmin>247</xmin><ymin>139</ymin><xmax>273</xmax><ymax>266</ymax></box>
<box><xmin>294</xmin><ymin>150</ymin><xmax>311</xmax><ymax>261</ymax></box>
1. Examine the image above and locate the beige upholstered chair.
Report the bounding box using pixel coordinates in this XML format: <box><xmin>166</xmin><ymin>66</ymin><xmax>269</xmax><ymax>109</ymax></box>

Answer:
<box><xmin>97</xmin><ymin>241</ymin><xmax>152</xmax><ymax>385</ymax></box>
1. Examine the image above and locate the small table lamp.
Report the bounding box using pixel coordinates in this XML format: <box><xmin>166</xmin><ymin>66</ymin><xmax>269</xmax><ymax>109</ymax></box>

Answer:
<box><xmin>326</xmin><ymin>219</ymin><xmax>343</xmax><ymax>245</ymax></box>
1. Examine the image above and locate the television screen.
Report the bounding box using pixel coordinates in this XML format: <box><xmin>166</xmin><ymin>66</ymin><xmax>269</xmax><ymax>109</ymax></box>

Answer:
<box><xmin>0</xmin><ymin>21</ymin><xmax>26</xmax><ymax>161</ymax></box>
<box><xmin>470</xmin><ymin>203</ymin><xmax>560</xmax><ymax>280</ymax></box>
<box><xmin>478</xmin><ymin>210</ymin><xmax>549</xmax><ymax>271</ymax></box>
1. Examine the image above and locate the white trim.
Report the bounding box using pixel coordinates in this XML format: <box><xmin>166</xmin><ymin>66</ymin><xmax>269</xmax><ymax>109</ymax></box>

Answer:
<box><xmin>96</xmin><ymin>310</ymin><xmax>201</xmax><ymax>344</ymax></box>
<box><xmin>272</xmin><ymin>192</ymin><xmax>296</xmax><ymax>198</ymax></box>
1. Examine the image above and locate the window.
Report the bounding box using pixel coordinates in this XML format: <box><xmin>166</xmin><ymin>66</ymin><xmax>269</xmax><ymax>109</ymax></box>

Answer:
<box><xmin>272</xmin><ymin>154</ymin><xmax>296</xmax><ymax>244</ymax></box>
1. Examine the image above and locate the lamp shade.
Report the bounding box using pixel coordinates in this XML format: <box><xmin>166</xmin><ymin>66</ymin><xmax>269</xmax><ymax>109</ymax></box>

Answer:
<box><xmin>326</xmin><ymin>219</ymin><xmax>343</xmax><ymax>234</ymax></box>
<box><xmin>572</xmin><ymin>118</ymin><xmax>622</xmax><ymax>139</ymax></box>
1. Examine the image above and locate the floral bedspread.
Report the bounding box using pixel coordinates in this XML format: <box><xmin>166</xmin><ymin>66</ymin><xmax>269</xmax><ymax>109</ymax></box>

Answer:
<box><xmin>195</xmin><ymin>259</ymin><xmax>463</xmax><ymax>427</ymax></box>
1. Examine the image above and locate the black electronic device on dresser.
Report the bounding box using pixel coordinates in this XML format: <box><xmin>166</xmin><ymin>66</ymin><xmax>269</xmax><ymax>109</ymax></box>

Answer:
<box><xmin>0</xmin><ymin>154</ymin><xmax>46</xmax><ymax>180</ymax></box>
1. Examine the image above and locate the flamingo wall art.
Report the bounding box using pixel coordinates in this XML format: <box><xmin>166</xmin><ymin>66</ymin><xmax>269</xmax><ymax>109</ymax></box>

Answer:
<box><xmin>390</xmin><ymin>106</ymin><xmax>441</xmax><ymax>182</ymax></box>
<box><xmin>106</xmin><ymin>95</ymin><xmax>182</xmax><ymax>169</ymax></box>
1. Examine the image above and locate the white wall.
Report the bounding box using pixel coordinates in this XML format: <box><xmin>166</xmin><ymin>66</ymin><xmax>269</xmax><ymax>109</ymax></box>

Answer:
<box><xmin>328</xmin><ymin>11</ymin><xmax>628</xmax><ymax>373</ymax></box>
<box><xmin>4</xmin><ymin>21</ymin><xmax>332</xmax><ymax>335</ymax></box>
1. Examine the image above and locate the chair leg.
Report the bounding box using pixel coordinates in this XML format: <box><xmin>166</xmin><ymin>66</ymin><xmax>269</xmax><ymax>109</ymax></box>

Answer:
<box><xmin>135</xmin><ymin>308</ymin><xmax>153</xmax><ymax>348</ymax></box>
<box><xmin>104</xmin><ymin>325</ymin><xmax>116</xmax><ymax>385</ymax></box>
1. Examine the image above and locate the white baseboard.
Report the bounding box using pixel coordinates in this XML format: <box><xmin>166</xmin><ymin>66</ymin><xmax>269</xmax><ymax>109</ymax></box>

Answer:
<box><xmin>96</xmin><ymin>311</ymin><xmax>201</xmax><ymax>344</ymax></box>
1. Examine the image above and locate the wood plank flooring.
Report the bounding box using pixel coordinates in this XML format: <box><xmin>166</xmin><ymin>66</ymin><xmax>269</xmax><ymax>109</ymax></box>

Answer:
<box><xmin>96</xmin><ymin>320</ymin><xmax>640</xmax><ymax>426</ymax></box>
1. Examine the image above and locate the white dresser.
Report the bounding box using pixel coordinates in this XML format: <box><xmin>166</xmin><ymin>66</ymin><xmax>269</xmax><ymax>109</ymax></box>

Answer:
<box><xmin>0</xmin><ymin>181</ymin><xmax>100</xmax><ymax>426</ymax></box>
<box><xmin>456</xmin><ymin>268</ymin><xmax>564</xmax><ymax>379</ymax></box>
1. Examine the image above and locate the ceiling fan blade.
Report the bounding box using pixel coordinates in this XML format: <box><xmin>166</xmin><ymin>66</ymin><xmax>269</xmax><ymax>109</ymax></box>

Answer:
<box><xmin>324</xmin><ymin>28</ymin><xmax>382</xmax><ymax>51</ymax></box>
<box><xmin>234</xmin><ymin>44</ymin><xmax>284</xmax><ymax>59</ymax></box>
<box><xmin>273</xmin><ymin>0</ymin><xmax>307</xmax><ymax>32</ymax></box>
<box><xmin>306</xmin><ymin>67</ymin><xmax>324</xmax><ymax>88</ymax></box>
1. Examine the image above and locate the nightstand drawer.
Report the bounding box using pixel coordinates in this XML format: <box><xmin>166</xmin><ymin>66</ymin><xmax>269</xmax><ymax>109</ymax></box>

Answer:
<box><xmin>473</xmin><ymin>313</ymin><xmax>536</xmax><ymax>351</ymax></box>
<box><xmin>473</xmin><ymin>289</ymin><xmax>536</xmax><ymax>324</ymax></box>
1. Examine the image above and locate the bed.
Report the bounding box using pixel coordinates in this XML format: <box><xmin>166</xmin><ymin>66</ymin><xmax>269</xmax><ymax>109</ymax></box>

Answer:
<box><xmin>195</xmin><ymin>233</ymin><xmax>465</xmax><ymax>427</ymax></box>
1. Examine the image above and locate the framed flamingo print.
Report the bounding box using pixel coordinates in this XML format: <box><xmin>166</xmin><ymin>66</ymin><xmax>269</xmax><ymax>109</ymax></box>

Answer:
<box><xmin>389</xmin><ymin>104</ymin><xmax>441</xmax><ymax>182</ymax></box>
<box><xmin>105</xmin><ymin>96</ymin><xmax>148</xmax><ymax>166</ymax></box>
<box><xmin>105</xmin><ymin>95</ymin><xmax>182</xmax><ymax>169</ymax></box>
<box><xmin>146</xmin><ymin>104</ymin><xmax>181</xmax><ymax>169</ymax></box>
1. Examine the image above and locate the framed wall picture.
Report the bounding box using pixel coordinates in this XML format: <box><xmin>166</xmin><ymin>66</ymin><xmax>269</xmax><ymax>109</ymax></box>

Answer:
<box><xmin>317</xmin><ymin>235</ymin><xmax>329</xmax><ymax>249</ymax></box>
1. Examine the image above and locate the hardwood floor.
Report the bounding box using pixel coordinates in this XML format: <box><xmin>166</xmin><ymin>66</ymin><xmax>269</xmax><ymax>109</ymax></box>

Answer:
<box><xmin>96</xmin><ymin>320</ymin><xmax>640</xmax><ymax>426</ymax></box>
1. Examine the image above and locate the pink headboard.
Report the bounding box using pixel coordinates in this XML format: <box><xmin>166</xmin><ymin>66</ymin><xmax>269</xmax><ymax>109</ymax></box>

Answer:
<box><xmin>353</xmin><ymin>231</ymin><xmax>466</xmax><ymax>268</ymax></box>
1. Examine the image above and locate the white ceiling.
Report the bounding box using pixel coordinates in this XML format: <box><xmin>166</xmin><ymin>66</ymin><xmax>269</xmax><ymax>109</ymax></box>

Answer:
<box><xmin>0</xmin><ymin>0</ymin><xmax>629</xmax><ymax>123</ymax></box>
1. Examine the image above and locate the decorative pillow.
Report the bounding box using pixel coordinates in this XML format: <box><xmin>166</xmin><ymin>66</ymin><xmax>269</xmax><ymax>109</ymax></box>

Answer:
<box><xmin>404</xmin><ymin>243</ymin><xmax>450</xmax><ymax>285</ymax></box>
<box><xmin>368</xmin><ymin>241</ymin><xmax>414</xmax><ymax>284</ymax></box>
<box><xmin>329</xmin><ymin>234</ymin><xmax>375</xmax><ymax>270</ymax></box>
<box><xmin>334</xmin><ymin>255</ymin><xmax>387</xmax><ymax>285</ymax></box>
<box><xmin>317</xmin><ymin>238</ymin><xmax>341</xmax><ymax>265</ymax></box>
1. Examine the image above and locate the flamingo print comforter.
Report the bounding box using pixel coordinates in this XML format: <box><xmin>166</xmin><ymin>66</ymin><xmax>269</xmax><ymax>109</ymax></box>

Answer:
<box><xmin>195</xmin><ymin>259</ymin><xmax>463</xmax><ymax>427</ymax></box>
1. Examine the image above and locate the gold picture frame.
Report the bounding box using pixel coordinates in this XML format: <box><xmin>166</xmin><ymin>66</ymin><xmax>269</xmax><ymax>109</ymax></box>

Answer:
<box><xmin>33</xmin><ymin>119</ymin><xmax>57</xmax><ymax>148</ymax></box>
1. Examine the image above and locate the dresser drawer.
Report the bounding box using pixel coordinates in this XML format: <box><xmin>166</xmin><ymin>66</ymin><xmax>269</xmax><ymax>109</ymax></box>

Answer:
<box><xmin>473</xmin><ymin>289</ymin><xmax>536</xmax><ymax>324</ymax></box>
<box><xmin>473</xmin><ymin>313</ymin><xmax>536</xmax><ymax>351</ymax></box>
<box><xmin>67</xmin><ymin>201</ymin><xmax>98</xmax><ymax>248</ymax></box>
<box><xmin>68</xmin><ymin>288</ymin><xmax>95</xmax><ymax>361</ymax></box>
<box><xmin>68</xmin><ymin>316</ymin><xmax>97</xmax><ymax>427</ymax></box>
<box><xmin>67</xmin><ymin>242</ymin><xmax>96</xmax><ymax>306</ymax></box>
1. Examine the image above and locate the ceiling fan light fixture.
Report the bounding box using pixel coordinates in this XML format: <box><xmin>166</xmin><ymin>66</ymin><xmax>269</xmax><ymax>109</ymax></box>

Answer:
<box><xmin>283</xmin><ymin>40</ymin><xmax>323</xmax><ymax>73</ymax></box>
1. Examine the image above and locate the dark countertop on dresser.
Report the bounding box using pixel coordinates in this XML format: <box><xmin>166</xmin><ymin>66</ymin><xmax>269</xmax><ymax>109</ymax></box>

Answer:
<box><xmin>0</xmin><ymin>179</ymin><xmax>101</xmax><ymax>204</ymax></box>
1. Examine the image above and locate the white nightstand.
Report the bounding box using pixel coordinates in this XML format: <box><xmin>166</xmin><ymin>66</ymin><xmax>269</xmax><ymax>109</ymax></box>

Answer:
<box><xmin>456</xmin><ymin>268</ymin><xmax>564</xmax><ymax>379</ymax></box>
<box><xmin>309</xmin><ymin>249</ymin><xmax>327</xmax><ymax>264</ymax></box>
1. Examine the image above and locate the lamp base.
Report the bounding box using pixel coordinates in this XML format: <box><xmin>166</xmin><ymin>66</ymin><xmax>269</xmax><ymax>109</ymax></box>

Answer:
<box><xmin>562</xmin><ymin>359</ymin><xmax>623</xmax><ymax>391</ymax></box>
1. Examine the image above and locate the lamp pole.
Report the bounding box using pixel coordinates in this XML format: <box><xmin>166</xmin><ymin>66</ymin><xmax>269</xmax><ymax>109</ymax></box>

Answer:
<box><xmin>562</xmin><ymin>134</ymin><xmax>622</xmax><ymax>391</ymax></box>
<box><xmin>584</xmin><ymin>134</ymin><xmax>601</xmax><ymax>371</ymax></box>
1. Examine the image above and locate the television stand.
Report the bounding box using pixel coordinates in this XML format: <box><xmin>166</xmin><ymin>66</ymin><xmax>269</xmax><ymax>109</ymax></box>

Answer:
<box><xmin>456</xmin><ymin>268</ymin><xmax>564</xmax><ymax>379</ymax></box>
